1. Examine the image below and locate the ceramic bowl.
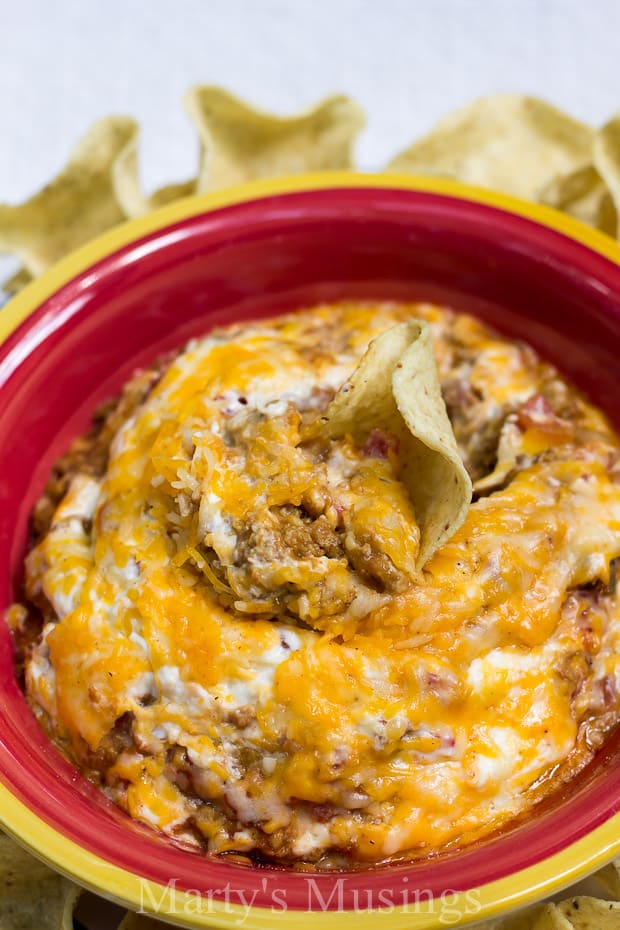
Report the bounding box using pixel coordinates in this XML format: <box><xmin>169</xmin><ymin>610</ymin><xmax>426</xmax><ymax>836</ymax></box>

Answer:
<box><xmin>2</xmin><ymin>174</ymin><xmax>620</xmax><ymax>929</ymax></box>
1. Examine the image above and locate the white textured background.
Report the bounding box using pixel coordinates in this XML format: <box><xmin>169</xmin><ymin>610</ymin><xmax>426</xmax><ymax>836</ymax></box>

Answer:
<box><xmin>1</xmin><ymin>0</ymin><xmax>620</xmax><ymax>203</ymax></box>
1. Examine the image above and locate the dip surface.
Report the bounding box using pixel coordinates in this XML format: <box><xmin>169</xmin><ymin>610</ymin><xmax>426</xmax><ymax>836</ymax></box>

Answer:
<box><xmin>11</xmin><ymin>301</ymin><xmax>620</xmax><ymax>865</ymax></box>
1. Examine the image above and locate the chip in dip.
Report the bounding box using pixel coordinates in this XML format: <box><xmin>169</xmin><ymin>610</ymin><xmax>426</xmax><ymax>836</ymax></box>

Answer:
<box><xmin>9</xmin><ymin>301</ymin><xmax>620</xmax><ymax>865</ymax></box>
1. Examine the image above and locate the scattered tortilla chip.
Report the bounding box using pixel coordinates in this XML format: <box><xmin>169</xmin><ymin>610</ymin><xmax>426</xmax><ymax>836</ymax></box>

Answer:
<box><xmin>524</xmin><ymin>906</ymin><xmax>574</xmax><ymax>929</ymax></box>
<box><xmin>388</xmin><ymin>95</ymin><xmax>593</xmax><ymax>202</ymax></box>
<box><xmin>0</xmin><ymin>832</ymin><xmax>81</xmax><ymax>929</ymax></box>
<box><xmin>0</xmin><ymin>117</ymin><xmax>138</xmax><ymax>276</ymax></box>
<box><xmin>593</xmin><ymin>115</ymin><xmax>620</xmax><ymax>238</ymax></box>
<box><xmin>540</xmin><ymin>164</ymin><xmax>618</xmax><ymax>235</ymax></box>
<box><xmin>109</xmin><ymin>126</ymin><xmax>149</xmax><ymax>218</ymax></box>
<box><xmin>185</xmin><ymin>85</ymin><xmax>365</xmax><ymax>191</ymax></box>
<box><xmin>0</xmin><ymin>87</ymin><xmax>365</xmax><ymax>281</ymax></box>
<box><xmin>476</xmin><ymin>893</ymin><xmax>620</xmax><ymax>929</ymax></box>
<box><xmin>555</xmin><ymin>895</ymin><xmax>620</xmax><ymax>928</ymax></box>
<box><xmin>1</xmin><ymin>266</ymin><xmax>32</xmax><ymax>296</ymax></box>
<box><xmin>5</xmin><ymin>89</ymin><xmax>620</xmax><ymax>303</ymax></box>
<box><xmin>148</xmin><ymin>179</ymin><xmax>197</xmax><ymax>210</ymax></box>
<box><xmin>309</xmin><ymin>321</ymin><xmax>472</xmax><ymax>567</ymax></box>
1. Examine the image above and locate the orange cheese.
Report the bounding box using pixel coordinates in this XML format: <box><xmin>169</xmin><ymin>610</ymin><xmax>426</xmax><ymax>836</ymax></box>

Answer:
<box><xmin>20</xmin><ymin>301</ymin><xmax>620</xmax><ymax>863</ymax></box>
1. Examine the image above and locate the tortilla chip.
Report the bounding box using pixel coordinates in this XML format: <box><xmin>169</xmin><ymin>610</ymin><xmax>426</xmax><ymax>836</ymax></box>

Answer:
<box><xmin>110</xmin><ymin>126</ymin><xmax>149</xmax><ymax>218</ymax></box>
<box><xmin>0</xmin><ymin>832</ymin><xmax>81</xmax><ymax>929</ymax></box>
<box><xmin>524</xmin><ymin>907</ymin><xmax>574</xmax><ymax>929</ymax></box>
<box><xmin>148</xmin><ymin>179</ymin><xmax>197</xmax><ymax>209</ymax></box>
<box><xmin>555</xmin><ymin>896</ymin><xmax>620</xmax><ymax>927</ymax></box>
<box><xmin>593</xmin><ymin>115</ymin><xmax>620</xmax><ymax>238</ymax></box>
<box><xmin>540</xmin><ymin>164</ymin><xmax>618</xmax><ymax>235</ymax></box>
<box><xmin>185</xmin><ymin>86</ymin><xmax>365</xmax><ymax>191</ymax></box>
<box><xmin>0</xmin><ymin>117</ymin><xmax>138</xmax><ymax>276</ymax></box>
<box><xmin>476</xmin><ymin>895</ymin><xmax>620</xmax><ymax>929</ymax></box>
<box><xmin>309</xmin><ymin>321</ymin><xmax>471</xmax><ymax>567</ymax></box>
<box><xmin>388</xmin><ymin>96</ymin><xmax>593</xmax><ymax>202</ymax></box>
<box><xmin>1</xmin><ymin>266</ymin><xmax>32</xmax><ymax>296</ymax></box>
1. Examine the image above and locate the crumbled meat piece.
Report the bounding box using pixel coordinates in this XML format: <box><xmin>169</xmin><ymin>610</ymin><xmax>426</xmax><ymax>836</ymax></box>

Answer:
<box><xmin>81</xmin><ymin>712</ymin><xmax>135</xmax><ymax>774</ymax></box>
<box><xmin>344</xmin><ymin>533</ymin><xmax>408</xmax><ymax>593</ymax></box>
<box><xmin>309</xmin><ymin>514</ymin><xmax>342</xmax><ymax>558</ymax></box>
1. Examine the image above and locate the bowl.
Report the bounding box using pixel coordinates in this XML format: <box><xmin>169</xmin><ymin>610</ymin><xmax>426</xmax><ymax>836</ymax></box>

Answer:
<box><xmin>2</xmin><ymin>173</ymin><xmax>620</xmax><ymax>929</ymax></box>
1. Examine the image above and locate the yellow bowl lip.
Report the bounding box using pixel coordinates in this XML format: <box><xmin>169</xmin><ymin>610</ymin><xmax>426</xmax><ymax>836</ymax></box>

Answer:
<box><xmin>2</xmin><ymin>170</ymin><xmax>620</xmax><ymax>928</ymax></box>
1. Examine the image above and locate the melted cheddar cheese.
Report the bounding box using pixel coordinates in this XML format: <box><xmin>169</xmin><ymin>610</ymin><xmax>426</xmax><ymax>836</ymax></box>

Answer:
<box><xmin>14</xmin><ymin>302</ymin><xmax>620</xmax><ymax>864</ymax></box>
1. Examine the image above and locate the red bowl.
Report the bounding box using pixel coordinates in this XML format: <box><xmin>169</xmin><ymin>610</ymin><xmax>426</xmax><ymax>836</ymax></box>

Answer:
<box><xmin>2</xmin><ymin>174</ymin><xmax>620</xmax><ymax>929</ymax></box>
